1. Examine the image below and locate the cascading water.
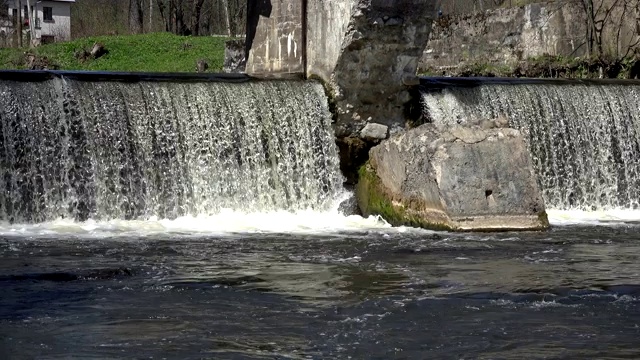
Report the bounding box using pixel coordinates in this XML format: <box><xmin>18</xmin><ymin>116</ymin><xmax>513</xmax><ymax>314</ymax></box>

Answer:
<box><xmin>421</xmin><ymin>80</ymin><xmax>640</xmax><ymax>215</ymax></box>
<box><xmin>0</xmin><ymin>77</ymin><xmax>346</xmax><ymax>224</ymax></box>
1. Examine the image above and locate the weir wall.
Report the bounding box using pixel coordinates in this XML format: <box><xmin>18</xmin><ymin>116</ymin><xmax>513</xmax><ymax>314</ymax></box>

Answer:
<box><xmin>245</xmin><ymin>0</ymin><xmax>437</xmax><ymax>129</ymax></box>
<box><xmin>245</xmin><ymin>0</ymin><xmax>438</xmax><ymax>182</ymax></box>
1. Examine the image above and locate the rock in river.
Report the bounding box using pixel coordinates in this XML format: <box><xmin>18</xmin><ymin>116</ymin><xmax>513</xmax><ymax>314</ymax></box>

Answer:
<box><xmin>356</xmin><ymin>123</ymin><xmax>549</xmax><ymax>231</ymax></box>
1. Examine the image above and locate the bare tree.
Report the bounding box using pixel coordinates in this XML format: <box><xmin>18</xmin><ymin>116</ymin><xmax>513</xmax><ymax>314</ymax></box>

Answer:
<box><xmin>17</xmin><ymin>0</ymin><xmax>22</xmax><ymax>47</ymax></box>
<box><xmin>572</xmin><ymin>0</ymin><xmax>640</xmax><ymax>59</ymax></box>
<box><xmin>612</xmin><ymin>0</ymin><xmax>640</xmax><ymax>58</ymax></box>
<box><xmin>129</xmin><ymin>0</ymin><xmax>144</xmax><ymax>33</ymax></box>
<box><xmin>227</xmin><ymin>0</ymin><xmax>245</xmax><ymax>36</ymax></box>
<box><xmin>157</xmin><ymin>0</ymin><xmax>186</xmax><ymax>34</ymax></box>
<box><xmin>190</xmin><ymin>0</ymin><xmax>206</xmax><ymax>36</ymax></box>
<box><xmin>72</xmin><ymin>0</ymin><xmax>129</xmax><ymax>37</ymax></box>
<box><xmin>72</xmin><ymin>0</ymin><xmax>246</xmax><ymax>38</ymax></box>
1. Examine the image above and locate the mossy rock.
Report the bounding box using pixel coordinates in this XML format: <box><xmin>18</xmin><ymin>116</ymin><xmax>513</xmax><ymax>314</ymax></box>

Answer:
<box><xmin>356</xmin><ymin>161</ymin><xmax>550</xmax><ymax>232</ymax></box>
<box><xmin>354</xmin><ymin>123</ymin><xmax>550</xmax><ymax>232</ymax></box>
<box><xmin>355</xmin><ymin>162</ymin><xmax>454</xmax><ymax>231</ymax></box>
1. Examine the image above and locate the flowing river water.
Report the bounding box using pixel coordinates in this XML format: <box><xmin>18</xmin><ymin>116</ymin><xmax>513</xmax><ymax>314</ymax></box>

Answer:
<box><xmin>0</xmin><ymin>74</ymin><xmax>639</xmax><ymax>359</ymax></box>
<box><xmin>2</xmin><ymin>218</ymin><xmax>640</xmax><ymax>359</ymax></box>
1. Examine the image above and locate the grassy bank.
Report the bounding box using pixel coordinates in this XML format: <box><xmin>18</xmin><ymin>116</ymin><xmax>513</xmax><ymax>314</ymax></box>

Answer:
<box><xmin>0</xmin><ymin>32</ymin><xmax>233</xmax><ymax>72</ymax></box>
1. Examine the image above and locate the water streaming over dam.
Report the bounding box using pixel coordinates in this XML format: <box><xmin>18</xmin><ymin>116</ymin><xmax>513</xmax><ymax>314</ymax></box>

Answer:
<box><xmin>421</xmin><ymin>78</ymin><xmax>640</xmax><ymax>213</ymax></box>
<box><xmin>0</xmin><ymin>74</ymin><xmax>345</xmax><ymax>224</ymax></box>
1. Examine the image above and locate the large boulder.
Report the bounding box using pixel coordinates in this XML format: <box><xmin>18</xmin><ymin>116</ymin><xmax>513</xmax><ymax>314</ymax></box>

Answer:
<box><xmin>356</xmin><ymin>123</ymin><xmax>549</xmax><ymax>231</ymax></box>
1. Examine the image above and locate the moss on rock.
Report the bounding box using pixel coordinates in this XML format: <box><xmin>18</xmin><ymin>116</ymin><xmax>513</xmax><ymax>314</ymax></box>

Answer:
<box><xmin>537</xmin><ymin>210</ymin><xmax>550</xmax><ymax>228</ymax></box>
<box><xmin>355</xmin><ymin>162</ymin><xmax>454</xmax><ymax>231</ymax></box>
<box><xmin>355</xmin><ymin>123</ymin><xmax>551</xmax><ymax>232</ymax></box>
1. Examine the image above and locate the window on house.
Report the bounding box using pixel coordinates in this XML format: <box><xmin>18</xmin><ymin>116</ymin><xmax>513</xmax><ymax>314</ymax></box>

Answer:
<box><xmin>23</xmin><ymin>5</ymin><xmax>28</xmax><ymax>19</ymax></box>
<box><xmin>41</xmin><ymin>35</ymin><xmax>55</xmax><ymax>44</ymax></box>
<box><xmin>43</xmin><ymin>7</ymin><xmax>53</xmax><ymax>22</ymax></box>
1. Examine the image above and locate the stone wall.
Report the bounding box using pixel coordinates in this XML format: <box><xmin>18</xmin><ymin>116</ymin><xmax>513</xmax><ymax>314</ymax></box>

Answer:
<box><xmin>245</xmin><ymin>0</ymin><xmax>305</xmax><ymax>76</ymax></box>
<box><xmin>421</xmin><ymin>1</ymin><xmax>640</xmax><ymax>73</ymax></box>
<box><xmin>421</xmin><ymin>3</ymin><xmax>586</xmax><ymax>71</ymax></box>
<box><xmin>322</xmin><ymin>0</ymin><xmax>437</xmax><ymax>183</ymax></box>
<box><xmin>244</xmin><ymin>0</ymin><xmax>438</xmax><ymax>183</ymax></box>
<box><xmin>329</xmin><ymin>0</ymin><xmax>437</xmax><ymax>135</ymax></box>
<box><xmin>246</xmin><ymin>0</ymin><xmax>437</xmax><ymax>131</ymax></box>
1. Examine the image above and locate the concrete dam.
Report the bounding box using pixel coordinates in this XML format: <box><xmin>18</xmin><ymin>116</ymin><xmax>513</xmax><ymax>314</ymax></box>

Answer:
<box><xmin>1</xmin><ymin>0</ymin><xmax>639</xmax><ymax>230</ymax></box>
<box><xmin>0</xmin><ymin>71</ymin><xmax>343</xmax><ymax>223</ymax></box>
<box><xmin>7</xmin><ymin>3</ymin><xmax>640</xmax><ymax>358</ymax></box>
<box><xmin>421</xmin><ymin>77</ymin><xmax>640</xmax><ymax>213</ymax></box>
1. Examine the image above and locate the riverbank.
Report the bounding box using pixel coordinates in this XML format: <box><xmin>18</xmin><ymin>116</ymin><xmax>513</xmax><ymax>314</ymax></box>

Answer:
<box><xmin>0</xmin><ymin>32</ymin><xmax>232</xmax><ymax>72</ymax></box>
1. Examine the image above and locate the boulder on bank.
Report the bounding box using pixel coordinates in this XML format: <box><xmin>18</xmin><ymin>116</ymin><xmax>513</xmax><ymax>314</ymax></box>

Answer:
<box><xmin>223</xmin><ymin>39</ymin><xmax>246</xmax><ymax>73</ymax></box>
<box><xmin>356</xmin><ymin>123</ymin><xmax>549</xmax><ymax>231</ymax></box>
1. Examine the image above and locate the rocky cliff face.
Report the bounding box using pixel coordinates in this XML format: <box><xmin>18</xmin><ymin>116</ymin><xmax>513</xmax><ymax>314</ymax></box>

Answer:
<box><xmin>420</xmin><ymin>2</ymin><xmax>640</xmax><ymax>75</ymax></box>
<box><xmin>422</xmin><ymin>3</ymin><xmax>584</xmax><ymax>73</ymax></box>
<box><xmin>357</xmin><ymin>122</ymin><xmax>549</xmax><ymax>231</ymax></box>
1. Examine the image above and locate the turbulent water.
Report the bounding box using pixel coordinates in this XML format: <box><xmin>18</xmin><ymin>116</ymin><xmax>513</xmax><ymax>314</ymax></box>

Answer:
<box><xmin>421</xmin><ymin>80</ymin><xmax>640</xmax><ymax>212</ymax></box>
<box><xmin>2</xmin><ymin>226</ymin><xmax>640</xmax><ymax>359</ymax></box>
<box><xmin>1</xmin><ymin>75</ymin><xmax>640</xmax><ymax>358</ymax></box>
<box><xmin>0</xmin><ymin>78</ymin><xmax>343</xmax><ymax>223</ymax></box>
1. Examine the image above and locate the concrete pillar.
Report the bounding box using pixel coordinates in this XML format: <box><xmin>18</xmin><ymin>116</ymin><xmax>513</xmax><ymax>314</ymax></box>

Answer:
<box><xmin>245</xmin><ymin>0</ymin><xmax>305</xmax><ymax>77</ymax></box>
<box><xmin>244</xmin><ymin>0</ymin><xmax>438</xmax><ymax>182</ymax></box>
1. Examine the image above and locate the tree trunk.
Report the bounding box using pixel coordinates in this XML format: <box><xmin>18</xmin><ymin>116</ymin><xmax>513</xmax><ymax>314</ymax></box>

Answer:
<box><xmin>158</xmin><ymin>0</ymin><xmax>176</xmax><ymax>33</ymax></box>
<box><xmin>25</xmin><ymin>0</ymin><xmax>34</xmax><ymax>45</ymax></box>
<box><xmin>16</xmin><ymin>0</ymin><xmax>22</xmax><ymax>47</ymax></box>
<box><xmin>129</xmin><ymin>0</ymin><xmax>144</xmax><ymax>33</ymax></box>
<box><xmin>191</xmin><ymin>0</ymin><xmax>206</xmax><ymax>36</ymax></box>
<box><xmin>175</xmin><ymin>1</ymin><xmax>187</xmax><ymax>35</ymax></box>
<box><xmin>222</xmin><ymin>0</ymin><xmax>231</xmax><ymax>36</ymax></box>
<box><xmin>230</xmin><ymin>0</ymin><xmax>247</xmax><ymax>37</ymax></box>
<box><xmin>582</xmin><ymin>0</ymin><xmax>595</xmax><ymax>56</ymax></box>
<box><xmin>170</xmin><ymin>0</ymin><xmax>177</xmax><ymax>33</ymax></box>
<box><xmin>149</xmin><ymin>0</ymin><xmax>153</xmax><ymax>32</ymax></box>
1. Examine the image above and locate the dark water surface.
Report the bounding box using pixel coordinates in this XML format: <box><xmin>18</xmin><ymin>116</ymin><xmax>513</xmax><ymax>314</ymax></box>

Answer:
<box><xmin>1</xmin><ymin>226</ymin><xmax>640</xmax><ymax>359</ymax></box>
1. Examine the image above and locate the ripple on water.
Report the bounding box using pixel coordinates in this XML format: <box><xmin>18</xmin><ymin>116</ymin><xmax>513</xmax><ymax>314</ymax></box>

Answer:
<box><xmin>2</xmin><ymin>220</ymin><xmax>640</xmax><ymax>358</ymax></box>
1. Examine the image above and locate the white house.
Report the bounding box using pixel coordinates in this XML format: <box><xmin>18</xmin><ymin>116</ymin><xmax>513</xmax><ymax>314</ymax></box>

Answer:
<box><xmin>2</xmin><ymin>0</ymin><xmax>75</xmax><ymax>46</ymax></box>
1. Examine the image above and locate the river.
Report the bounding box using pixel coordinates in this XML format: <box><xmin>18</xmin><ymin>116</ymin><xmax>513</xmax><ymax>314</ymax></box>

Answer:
<box><xmin>1</xmin><ymin>214</ymin><xmax>639</xmax><ymax>359</ymax></box>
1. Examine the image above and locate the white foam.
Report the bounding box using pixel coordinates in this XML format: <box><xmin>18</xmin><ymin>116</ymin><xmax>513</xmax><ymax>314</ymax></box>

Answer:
<box><xmin>14</xmin><ymin>206</ymin><xmax>638</xmax><ymax>238</ymax></box>
<box><xmin>547</xmin><ymin>209</ymin><xmax>640</xmax><ymax>226</ymax></box>
<box><xmin>0</xmin><ymin>209</ymin><xmax>395</xmax><ymax>238</ymax></box>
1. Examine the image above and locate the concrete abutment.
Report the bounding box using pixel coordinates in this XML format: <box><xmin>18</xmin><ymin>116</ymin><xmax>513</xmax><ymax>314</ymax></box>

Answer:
<box><xmin>245</xmin><ymin>0</ymin><xmax>436</xmax><ymax>126</ymax></box>
<box><xmin>244</xmin><ymin>0</ymin><xmax>549</xmax><ymax>231</ymax></box>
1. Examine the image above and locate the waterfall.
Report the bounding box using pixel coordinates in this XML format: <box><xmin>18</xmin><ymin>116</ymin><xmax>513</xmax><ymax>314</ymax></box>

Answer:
<box><xmin>0</xmin><ymin>77</ymin><xmax>344</xmax><ymax>223</ymax></box>
<box><xmin>421</xmin><ymin>80</ymin><xmax>640</xmax><ymax>211</ymax></box>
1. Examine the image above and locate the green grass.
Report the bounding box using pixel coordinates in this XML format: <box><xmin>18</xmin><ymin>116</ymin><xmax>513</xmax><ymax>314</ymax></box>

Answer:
<box><xmin>0</xmin><ymin>32</ymin><xmax>234</xmax><ymax>72</ymax></box>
